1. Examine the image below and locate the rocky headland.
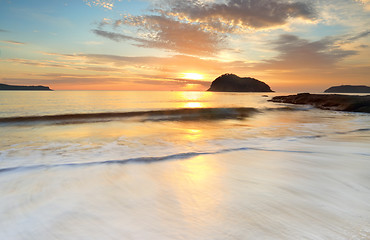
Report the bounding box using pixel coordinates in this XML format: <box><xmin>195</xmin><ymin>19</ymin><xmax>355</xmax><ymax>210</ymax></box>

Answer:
<box><xmin>270</xmin><ymin>93</ymin><xmax>370</xmax><ymax>113</ymax></box>
<box><xmin>0</xmin><ymin>83</ymin><xmax>52</xmax><ymax>91</ymax></box>
<box><xmin>207</xmin><ymin>74</ymin><xmax>273</xmax><ymax>92</ymax></box>
<box><xmin>324</xmin><ymin>85</ymin><xmax>370</xmax><ymax>93</ymax></box>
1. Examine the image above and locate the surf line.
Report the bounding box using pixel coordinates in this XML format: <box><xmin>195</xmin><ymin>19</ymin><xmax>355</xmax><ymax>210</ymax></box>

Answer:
<box><xmin>0</xmin><ymin>147</ymin><xmax>318</xmax><ymax>174</ymax></box>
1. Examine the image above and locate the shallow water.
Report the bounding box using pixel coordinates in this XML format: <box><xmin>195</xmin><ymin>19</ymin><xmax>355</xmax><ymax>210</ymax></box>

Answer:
<box><xmin>0</xmin><ymin>91</ymin><xmax>369</xmax><ymax>239</ymax></box>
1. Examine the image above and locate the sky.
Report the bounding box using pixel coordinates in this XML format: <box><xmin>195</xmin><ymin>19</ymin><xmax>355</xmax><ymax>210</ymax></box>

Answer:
<box><xmin>0</xmin><ymin>0</ymin><xmax>369</xmax><ymax>92</ymax></box>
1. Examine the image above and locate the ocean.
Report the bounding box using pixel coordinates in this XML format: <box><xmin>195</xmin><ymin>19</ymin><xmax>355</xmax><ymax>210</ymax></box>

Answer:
<box><xmin>0</xmin><ymin>91</ymin><xmax>369</xmax><ymax>240</ymax></box>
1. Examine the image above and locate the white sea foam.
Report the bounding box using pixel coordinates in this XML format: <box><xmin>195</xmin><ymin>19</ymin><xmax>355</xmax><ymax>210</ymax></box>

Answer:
<box><xmin>1</xmin><ymin>148</ymin><xmax>369</xmax><ymax>240</ymax></box>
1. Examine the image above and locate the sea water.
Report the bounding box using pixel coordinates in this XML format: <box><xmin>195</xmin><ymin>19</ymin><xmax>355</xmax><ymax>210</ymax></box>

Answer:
<box><xmin>0</xmin><ymin>91</ymin><xmax>369</xmax><ymax>240</ymax></box>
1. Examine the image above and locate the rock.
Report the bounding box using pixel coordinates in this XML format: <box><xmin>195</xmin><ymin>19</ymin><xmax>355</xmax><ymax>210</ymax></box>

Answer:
<box><xmin>270</xmin><ymin>93</ymin><xmax>370</xmax><ymax>113</ymax></box>
<box><xmin>0</xmin><ymin>83</ymin><xmax>52</xmax><ymax>91</ymax></box>
<box><xmin>324</xmin><ymin>85</ymin><xmax>370</xmax><ymax>93</ymax></box>
<box><xmin>207</xmin><ymin>74</ymin><xmax>274</xmax><ymax>92</ymax></box>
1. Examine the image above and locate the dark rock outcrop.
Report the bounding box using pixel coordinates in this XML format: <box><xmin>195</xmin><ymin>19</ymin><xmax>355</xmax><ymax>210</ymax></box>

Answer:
<box><xmin>207</xmin><ymin>74</ymin><xmax>273</xmax><ymax>92</ymax></box>
<box><xmin>324</xmin><ymin>85</ymin><xmax>370</xmax><ymax>93</ymax></box>
<box><xmin>0</xmin><ymin>83</ymin><xmax>52</xmax><ymax>91</ymax></box>
<box><xmin>270</xmin><ymin>93</ymin><xmax>370</xmax><ymax>113</ymax></box>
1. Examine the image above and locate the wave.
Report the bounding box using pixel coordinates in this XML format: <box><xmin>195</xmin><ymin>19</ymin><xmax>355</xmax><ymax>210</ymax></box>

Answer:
<box><xmin>263</xmin><ymin>106</ymin><xmax>312</xmax><ymax>111</ymax></box>
<box><xmin>0</xmin><ymin>106</ymin><xmax>314</xmax><ymax>125</ymax></box>
<box><xmin>0</xmin><ymin>108</ymin><xmax>259</xmax><ymax>125</ymax></box>
<box><xmin>335</xmin><ymin>128</ymin><xmax>370</xmax><ymax>135</ymax></box>
<box><xmin>0</xmin><ymin>147</ymin><xmax>317</xmax><ymax>174</ymax></box>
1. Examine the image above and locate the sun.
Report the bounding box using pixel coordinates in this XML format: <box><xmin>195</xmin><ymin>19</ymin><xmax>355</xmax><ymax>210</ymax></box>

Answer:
<box><xmin>181</xmin><ymin>73</ymin><xmax>204</xmax><ymax>80</ymax></box>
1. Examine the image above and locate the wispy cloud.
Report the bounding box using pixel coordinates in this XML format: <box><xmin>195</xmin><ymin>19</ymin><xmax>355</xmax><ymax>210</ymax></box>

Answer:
<box><xmin>3</xmin><ymin>56</ymin><xmax>123</xmax><ymax>73</ymax></box>
<box><xmin>347</xmin><ymin>30</ymin><xmax>370</xmax><ymax>42</ymax></box>
<box><xmin>258</xmin><ymin>34</ymin><xmax>357</xmax><ymax>69</ymax></box>
<box><xmin>76</xmin><ymin>53</ymin><xmax>243</xmax><ymax>73</ymax></box>
<box><xmin>5</xmin><ymin>58</ymin><xmax>69</xmax><ymax>68</ymax></box>
<box><xmin>83</xmin><ymin>0</ymin><xmax>120</xmax><ymax>10</ymax></box>
<box><xmin>84</xmin><ymin>41</ymin><xmax>103</xmax><ymax>45</ymax></box>
<box><xmin>1</xmin><ymin>40</ymin><xmax>26</xmax><ymax>45</ymax></box>
<box><xmin>358</xmin><ymin>44</ymin><xmax>369</xmax><ymax>48</ymax></box>
<box><xmin>101</xmin><ymin>15</ymin><xmax>224</xmax><ymax>56</ymax></box>
<box><xmin>2</xmin><ymin>75</ymin><xmax>120</xmax><ymax>87</ymax></box>
<box><xmin>93</xmin><ymin>29</ymin><xmax>143</xmax><ymax>42</ymax></box>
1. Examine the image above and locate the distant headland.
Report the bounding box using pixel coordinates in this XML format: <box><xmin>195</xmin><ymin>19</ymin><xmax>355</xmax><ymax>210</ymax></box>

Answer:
<box><xmin>324</xmin><ymin>85</ymin><xmax>370</xmax><ymax>93</ymax></box>
<box><xmin>0</xmin><ymin>83</ymin><xmax>52</xmax><ymax>91</ymax></box>
<box><xmin>270</xmin><ymin>93</ymin><xmax>370</xmax><ymax>113</ymax></box>
<box><xmin>207</xmin><ymin>74</ymin><xmax>274</xmax><ymax>92</ymax></box>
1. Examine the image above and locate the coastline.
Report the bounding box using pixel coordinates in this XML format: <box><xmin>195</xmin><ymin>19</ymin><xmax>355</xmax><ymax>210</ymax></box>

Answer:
<box><xmin>270</xmin><ymin>93</ymin><xmax>370</xmax><ymax>113</ymax></box>
<box><xmin>0</xmin><ymin>83</ymin><xmax>52</xmax><ymax>91</ymax></box>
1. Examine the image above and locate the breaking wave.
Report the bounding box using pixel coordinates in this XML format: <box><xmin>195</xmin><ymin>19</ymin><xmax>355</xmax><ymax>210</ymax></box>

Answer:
<box><xmin>0</xmin><ymin>108</ymin><xmax>260</xmax><ymax>125</ymax></box>
<box><xmin>0</xmin><ymin>106</ymin><xmax>314</xmax><ymax>125</ymax></box>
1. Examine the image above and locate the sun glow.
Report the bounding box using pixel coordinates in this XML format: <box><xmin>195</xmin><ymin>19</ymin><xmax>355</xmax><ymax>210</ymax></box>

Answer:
<box><xmin>184</xmin><ymin>102</ymin><xmax>203</xmax><ymax>108</ymax></box>
<box><xmin>181</xmin><ymin>73</ymin><xmax>204</xmax><ymax>80</ymax></box>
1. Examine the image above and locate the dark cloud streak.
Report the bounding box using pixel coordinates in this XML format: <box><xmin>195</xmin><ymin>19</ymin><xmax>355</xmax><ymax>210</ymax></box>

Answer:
<box><xmin>93</xmin><ymin>29</ymin><xmax>147</xmax><ymax>43</ymax></box>
<box><xmin>347</xmin><ymin>30</ymin><xmax>370</xmax><ymax>42</ymax></box>
<box><xmin>1</xmin><ymin>40</ymin><xmax>25</xmax><ymax>45</ymax></box>
<box><xmin>258</xmin><ymin>34</ymin><xmax>357</xmax><ymax>69</ymax></box>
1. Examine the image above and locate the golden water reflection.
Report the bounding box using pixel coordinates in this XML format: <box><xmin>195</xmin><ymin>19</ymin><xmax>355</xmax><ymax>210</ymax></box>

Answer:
<box><xmin>161</xmin><ymin>155</ymin><xmax>224</xmax><ymax>229</ymax></box>
<box><xmin>182</xmin><ymin>127</ymin><xmax>203</xmax><ymax>141</ymax></box>
<box><xmin>179</xmin><ymin>91</ymin><xmax>206</xmax><ymax>101</ymax></box>
<box><xmin>178</xmin><ymin>91</ymin><xmax>209</xmax><ymax>108</ymax></box>
<box><xmin>183</xmin><ymin>102</ymin><xmax>203</xmax><ymax>108</ymax></box>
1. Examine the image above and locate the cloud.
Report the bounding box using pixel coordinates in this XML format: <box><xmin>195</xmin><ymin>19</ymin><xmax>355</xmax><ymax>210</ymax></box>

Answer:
<box><xmin>258</xmin><ymin>34</ymin><xmax>357</xmax><ymax>69</ymax></box>
<box><xmin>94</xmin><ymin>15</ymin><xmax>225</xmax><ymax>56</ymax></box>
<box><xmin>347</xmin><ymin>30</ymin><xmax>370</xmax><ymax>42</ymax></box>
<box><xmin>163</xmin><ymin>0</ymin><xmax>316</xmax><ymax>32</ymax></box>
<box><xmin>77</xmin><ymin>53</ymin><xmax>244</xmax><ymax>73</ymax></box>
<box><xmin>2</xmin><ymin>76</ymin><xmax>119</xmax><ymax>87</ymax></box>
<box><xmin>4</xmin><ymin>57</ymin><xmax>123</xmax><ymax>73</ymax></box>
<box><xmin>5</xmin><ymin>58</ymin><xmax>65</xmax><ymax>68</ymax></box>
<box><xmin>94</xmin><ymin>0</ymin><xmax>316</xmax><ymax>56</ymax></box>
<box><xmin>0</xmin><ymin>29</ymin><xmax>9</xmax><ymax>33</ymax></box>
<box><xmin>84</xmin><ymin>41</ymin><xmax>103</xmax><ymax>45</ymax></box>
<box><xmin>4</xmin><ymin>52</ymin><xmax>237</xmax><ymax>77</ymax></box>
<box><xmin>338</xmin><ymin>30</ymin><xmax>370</xmax><ymax>47</ymax></box>
<box><xmin>4</xmin><ymin>51</ymin><xmax>255</xmax><ymax>86</ymax></box>
<box><xmin>126</xmin><ymin>73</ymin><xmax>212</xmax><ymax>88</ymax></box>
<box><xmin>83</xmin><ymin>0</ymin><xmax>120</xmax><ymax>10</ymax></box>
<box><xmin>93</xmin><ymin>29</ymin><xmax>145</xmax><ymax>42</ymax></box>
<box><xmin>1</xmin><ymin>40</ymin><xmax>25</xmax><ymax>45</ymax></box>
<box><xmin>355</xmin><ymin>0</ymin><xmax>370</xmax><ymax>10</ymax></box>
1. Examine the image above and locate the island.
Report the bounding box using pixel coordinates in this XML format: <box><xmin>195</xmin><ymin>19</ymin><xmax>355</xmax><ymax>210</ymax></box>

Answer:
<box><xmin>324</xmin><ymin>85</ymin><xmax>370</xmax><ymax>93</ymax></box>
<box><xmin>0</xmin><ymin>83</ymin><xmax>52</xmax><ymax>91</ymax></box>
<box><xmin>270</xmin><ymin>93</ymin><xmax>370</xmax><ymax>113</ymax></box>
<box><xmin>207</xmin><ymin>74</ymin><xmax>274</xmax><ymax>92</ymax></box>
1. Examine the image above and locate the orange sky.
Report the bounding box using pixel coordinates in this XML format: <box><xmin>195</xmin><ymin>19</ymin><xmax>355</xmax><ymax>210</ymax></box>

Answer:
<box><xmin>0</xmin><ymin>0</ymin><xmax>369</xmax><ymax>92</ymax></box>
